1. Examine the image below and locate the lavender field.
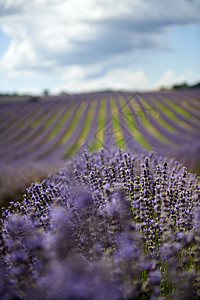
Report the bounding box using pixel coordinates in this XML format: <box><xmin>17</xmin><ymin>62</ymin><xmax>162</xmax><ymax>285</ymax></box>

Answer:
<box><xmin>0</xmin><ymin>89</ymin><xmax>200</xmax><ymax>165</ymax></box>
<box><xmin>0</xmin><ymin>89</ymin><xmax>200</xmax><ymax>206</ymax></box>
<box><xmin>0</xmin><ymin>89</ymin><xmax>200</xmax><ymax>299</ymax></box>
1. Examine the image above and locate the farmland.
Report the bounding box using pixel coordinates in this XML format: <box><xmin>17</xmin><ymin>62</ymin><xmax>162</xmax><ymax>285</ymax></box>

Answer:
<box><xmin>0</xmin><ymin>89</ymin><xmax>200</xmax><ymax>299</ymax></box>
<box><xmin>0</xmin><ymin>89</ymin><xmax>199</xmax><ymax>169</ymax></box>
<box><xmin>1</xmin><ymin>89</ymin><xmax>199</xmax><ymax>208</ymax></box>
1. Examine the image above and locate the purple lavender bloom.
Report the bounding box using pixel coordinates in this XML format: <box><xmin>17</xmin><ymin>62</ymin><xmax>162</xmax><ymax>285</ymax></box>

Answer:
<box><xmin>0</xmin><ymin>148</ymin><xmax>199</xmax><ymax>299</ymax></box>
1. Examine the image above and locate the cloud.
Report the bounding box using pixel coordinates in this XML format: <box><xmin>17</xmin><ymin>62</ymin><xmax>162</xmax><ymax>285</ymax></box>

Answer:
<box><xmin>84</xmin><ymin>68</ymin><xmax>150</xmax><ymax>91</ymax></box>
<box><xmin>53</xmin><ymin>68</ymin><xmax>150</xmax><ymax>93</ymax></box>
<box><xmin>151</xmin><ymin>69</ymin><xmax>200</xmax><ymax>89</ymax></box>
<box><xmin>52</xmin><ymin>67</ymin><xmax>200</xmax><ymax>94</ymax></box>
<box><xmin>0</xmin><ymin>0</ymin><xmax>25</xmax><ymax>17</ymax></box>
<box><xmin>0</xmin><ymin>0</ymin><xmax>200</xmax><ymax>92</ymax></box>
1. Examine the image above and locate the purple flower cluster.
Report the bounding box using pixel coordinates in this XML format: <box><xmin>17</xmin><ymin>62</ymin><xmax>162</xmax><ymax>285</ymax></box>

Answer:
<box><xmin>0</xmin><ymin>148</ymin><xmax>200</xmax><ymax>299</ymax></box>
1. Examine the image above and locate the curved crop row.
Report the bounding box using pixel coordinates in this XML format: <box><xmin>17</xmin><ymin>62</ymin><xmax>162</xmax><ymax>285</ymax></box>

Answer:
<box><xmin>0</xmin><ymin>102</ymin><xmax>38</xmax><ymax>140</ymax></box>
<box><xmin>0</xmin><ymin>90</ymin><xmax>199</xmax><ymax>174</ymax></box>
<box><xmin>170</xmin><ymin>92</ymin><xmax>200</xmax><ymax>120</ymax></box>
<box><xmin>0</xmin><ymin>103</ymin><xmax>60</xmax><ymax>153</ymax></box>
<box><xmin>27</xmin><ymin>97</ymin><xmax>83</xmax><ymax>161</ymax></box>
<box><xmin>134</xmin><ymin>94</ymin><xmax>179</xmax><ymax>145</ymax></box>
<box><xmin>169</xmin><ymin>90</ymin><xmax>200</xmax><ymax>111</ymax></box>
<box><xmin>2</xmin><ymin>103</ymin><xmax>72</xmax><ymax>160</ymax></box>
<box><xmin>89</xmin><ymin>96</ymin><xmax>107</xmax><ymax>151</ymax></box>
<box><xmin>46</xmin><ymin>95</ymin><xmax>93</xmax><ymax>161</ymax></box>
<box><xmin>115</xmin><ymin>94</ymin><xmax>144</xmax><ymax>153</ymax></box>
<box><xmin>65</xmin><ymin>95</ymin><xmax>101</xmax><ymax>158</ymax></box>
<box><xmin>153</xmin><ymin>93</ymin><xmax>200</xmax><ymax>130</ymax></box>
<box><xmin>142</xmin><ymin>93</ymin><xmax>200</xmax><ymax>138</ymax></box>
<box><xmin>122</xmin><ymin>93</ymin><xmax>170</xmax><ymax>151</ymax></box>
<box><xmin>0</xmin><ymin>102</ymin><xmax>27</xmax><ymax>130</ymax></box>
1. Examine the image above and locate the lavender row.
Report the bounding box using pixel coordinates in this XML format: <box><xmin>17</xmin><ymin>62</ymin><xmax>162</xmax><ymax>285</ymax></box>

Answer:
<box><xmin>1</xmin><ymin>102</ymin><xmax>72</xmax><ymax>161</ymax></box>
<box><xmin>0</xmin><ymin>101</ymin><xmax>59</xmax><ymax>146</ymax></box>
<box><xmin>115</xmin><ymin>94</ymin><xmax>144</xmax><ymax>153</ymax></box>
<box><xmin>0</xmin><ymin>100</ymin><xmax>32</xmax><ymax>129</ymax></box>
<box><xmin>43</xmin><ymin>95</ymin><xmax>94</xmax><ymax>161</ymax></box>
<box><xmin>161</xmin><ymin>91</ymin><xmax>200</xmax><ymax>121</ymax></box>
<box><xmin>0</xmin><ymin>102</ymin><xmax>25</xmax><ymax>127</ymax></box>
<box><xmin>142</xmin><ymin>92</ymin><xmax>200</xmax><ymax>138</ymax></box>
<box><xmin>12</xmin><ymin>102</ymin><xmax>72</xmax><ymax>160</ymax></box>
<box><xmin>11</xmin><ymin>93</ymin><xmax>78</xmax><ymax>160</ymax></box>
<box><xmin>172</xmin><ymin>89</ymin><xmax>200</xmax><ymax>110</ymax></box>
<box><xmin>68</xmin><ymin>93</ymin><xmax>102</xmax><ymax>160</ymax></box>
<box><xmin>0</xmin><ymin>102</ymin><xmax>38</xmax><ymax>139</ymax></box>
<box><xmin>134</xmin><ymin>94</ymin><xmax>193</xmax><ymax>144</ymax></box>
<box><xmin>0</xmin><ymin>102</ymin><xmax>61</xmax><ymax>155</ymax></box>
<box><xmin>84</xmin><ymin>93</ymin><xmax>102</xmax><ymax>145</ymax></box>
<box><xmin>122</xmin><ymin>93</ymin><xmax>171</xmax><ymax>152</ymax></box>
<box><xmin>0</xmin><ymin>94</ymin><xmax>73</xmax><ymax>137</ymax></box>
<box><xmin>103</xmin><ymin>95</ymin><xmax>116</xmax><ymax>148</ymax></box>
<box><xmin>153</xmin><ymin>93</ymin><xmax>200</xmax><ymax>130</ymax></box>
<box><xmin>24</xmin><ymin>96</ymin><xmax>84</xmax><ymax>161</ymax></box>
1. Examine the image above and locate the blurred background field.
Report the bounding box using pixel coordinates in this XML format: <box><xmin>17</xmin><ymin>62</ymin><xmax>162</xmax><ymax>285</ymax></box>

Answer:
<box><xmin>0</xmin><ymin>88</ymin><xmax>200</xmax><ymax>209</ymax></box>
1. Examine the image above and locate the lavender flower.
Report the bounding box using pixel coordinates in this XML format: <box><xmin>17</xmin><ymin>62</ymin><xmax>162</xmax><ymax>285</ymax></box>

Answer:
<box><xmin>0</xmin><ymin>148</ymin><xmax>199</xmax><ymax>299</ymax></box>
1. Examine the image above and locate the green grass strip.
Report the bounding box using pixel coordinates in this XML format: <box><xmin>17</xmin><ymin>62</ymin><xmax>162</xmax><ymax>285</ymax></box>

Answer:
<box><xmin>160</xmin><ymin>95</ymin><xmax>191</xmax><ymax>118</ymax></box>
<box><xmin>139</xmin><ymin>96</ymin><xmax>177</xmax><ymax>133</ymax></box>
<box><xmin>30</xmin><ymin>113</ymin><xmax>47</xmax><ymax>129</ymax></box>
<box><xmin>109</xmin><ymin>97</ymin><xmax>125</xmax><ymax>148</ymax></box>
<box><xmin>46</xmin><ymin>103</ymin><xmax>74</xmax><ymax>140</ymax></box>
<box><xmin>151</xmin><ymin>96</ymin><xmax>178</xmax><ymax>120</ymax></box>
<box><xmin>65</xmin><ymin>99</ymin><xmax>97</xmax><ymax>157</ymax></box>
<box><xmin>187</xmin><ymin>96</ymin><xmax>200</xmax><ymax>109</ymax></box>
<box><xmin>17</xmin><ymin>108</ymin><xmax>41</xmax><ymax>129</ymax></box>
<box><xmin>60</xmin><ymin>101</ymin><xmax>87</xmax><ymax>144</ymax></box>
<box><xmin>134</xmin><ymin>95</ymin><xmax>174</xmax><ymax>145</ymax></box>
<box><xmin>151</xmin><ymin>96</ymin><xmax>194</xmax><ymax>129</ymax></box>
<box><xmin>17</xmin><ymin>117</ymin><xmax>32</xmax><ymax>128</ymax></box>
<box><xmin>42</xmin><ymin>106</ymin><xmax>65</xmax><ymax>129</ymax></box>
<box><xmin>119</xmin><ymin>96</ymin><xmax>152</xmax><ymax>149</ymax></box>
<box><xmin>89</xmin><ymin>97</ymin><xmax>106</xmax><ymax>151</ymax></box>
<box><xmin>22</xmin><ymin>108</ymin><xmax>64</xmax><ymax>142</ymax></box>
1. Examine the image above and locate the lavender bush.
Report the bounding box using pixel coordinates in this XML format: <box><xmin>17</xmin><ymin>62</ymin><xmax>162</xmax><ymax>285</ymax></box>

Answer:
<box><xmin>0</xmin><ymin>148</ymin><xmax>200</xmax><ymax>299</ymax></box>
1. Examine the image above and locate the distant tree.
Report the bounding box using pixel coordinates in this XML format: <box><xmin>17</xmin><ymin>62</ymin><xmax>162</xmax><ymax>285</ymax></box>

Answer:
<box><xmin>191</xmin><ymin>81</ymin><xmax>200</xmax><ymax>89</ymax></box>
<box><xmin>43</xmin><ymin>89</ymin><xmax>49</xmax><ymax>96</ymax></box>
<box><xmin>171</xmin><ymin>81</ymin><xmax>200</xmax><ymax>90</ymax></box>
<box><xmin>172</xmin><ymin>82</ymin><xmax>189</xmax><ymax>90</ymax></box>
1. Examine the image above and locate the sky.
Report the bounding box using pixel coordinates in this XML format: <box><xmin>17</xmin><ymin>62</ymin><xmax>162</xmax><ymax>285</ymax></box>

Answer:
<box><xmin>0</xmin><ymin>0</ymin><xmax>200</xmax><ymax>95</ymax></box>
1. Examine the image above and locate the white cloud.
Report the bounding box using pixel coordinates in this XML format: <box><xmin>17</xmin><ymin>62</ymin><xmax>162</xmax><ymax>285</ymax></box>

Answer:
<box><xmin>1</xmin><ymin>0</ymin><xmax>200</xmax><ymax>70</ymax></box>
<box><xmin>53</xmin><ymin>68</ymin><xmax>150</xmax><ymax>93</ymax></box>
<box><xmin>54</xmin><ymin>68</ymin><xmax>199</xmax><ymax>93</ymax></box>
<box><xmin>153</xmin><ymin>69</ymin><xmax>200</xmax><ymax>89</ymax></box>
<box><xmin>90</xmin><ymin>68</ymin><xmax>149</xmax><ymax>91</ymax></box>
<box><xmin>0</xmin><ymin>0</ymin><xmax>200</xmax><ymax>93</ymax></box>
<box><xmin>0</xmin><ymin>39</ymin><xmax>38</xmax><ymax>72</ymax></box>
